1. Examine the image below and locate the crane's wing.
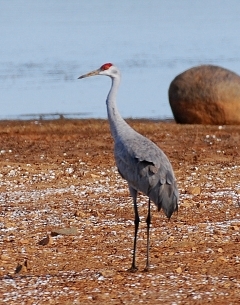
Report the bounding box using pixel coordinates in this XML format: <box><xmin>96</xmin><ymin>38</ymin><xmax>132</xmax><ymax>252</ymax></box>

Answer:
<box><xmin>114</xmin><ymin>133</ymin><xmax>174</xmax><ymax>184</ymax></box>
<box><xmin>115</xmin><ymin>132</ymin><xmax>171</xmax><ymax>169</ymax></box>
<box><xmin>114</xmin><ymin>133</ymin><xmax>178</xmax><ymax>218</ymax></box>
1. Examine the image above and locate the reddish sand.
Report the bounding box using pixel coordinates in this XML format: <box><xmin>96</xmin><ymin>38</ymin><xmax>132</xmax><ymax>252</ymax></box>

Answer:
<box><xmin>0</xmin><ymin>119</ymin><xmax>239</xmax><ymax>304</ymax></box>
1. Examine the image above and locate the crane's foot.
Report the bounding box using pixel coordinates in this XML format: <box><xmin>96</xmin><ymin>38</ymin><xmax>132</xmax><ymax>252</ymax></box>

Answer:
<box><xmin>143</xmin><ymin>266</ymin><xmax>149</xmax><ymax>272</ymax></box>
<box><xmin>128</xmin><ymin>265</ymin><xmax>138</xmax><ymax>273</ymax></box>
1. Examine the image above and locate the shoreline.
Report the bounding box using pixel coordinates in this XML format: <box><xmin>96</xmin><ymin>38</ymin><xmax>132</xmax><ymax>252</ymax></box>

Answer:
<box><xmin>0</xmin><ymin>115</ymin><xmax>176</xmax><ymax>123</ymax></box>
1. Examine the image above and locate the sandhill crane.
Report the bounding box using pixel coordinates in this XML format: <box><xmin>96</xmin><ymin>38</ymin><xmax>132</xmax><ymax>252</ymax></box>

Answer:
<box><xmin>78</xmin><ymin>63</ymin><xmax>178</xmax><ymax>272</ymax></box>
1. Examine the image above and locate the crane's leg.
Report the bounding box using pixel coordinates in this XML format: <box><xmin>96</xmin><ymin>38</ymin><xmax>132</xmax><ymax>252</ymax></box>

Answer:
<box><xmin>128</xmin><ymin>187</ymin><xmax>139</xmax><ymax>272</ymax></box>
<box><xmin>144</xmin><ymin>198</ymin><xmax>151</xmax><ymax>272</ymax></box>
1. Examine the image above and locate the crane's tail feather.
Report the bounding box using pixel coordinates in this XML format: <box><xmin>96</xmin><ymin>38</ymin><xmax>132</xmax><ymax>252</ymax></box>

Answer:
<box><xmin>157</xmin><ymin>182</ymin><xmax>178</xmax><ymax>219</ymax></box>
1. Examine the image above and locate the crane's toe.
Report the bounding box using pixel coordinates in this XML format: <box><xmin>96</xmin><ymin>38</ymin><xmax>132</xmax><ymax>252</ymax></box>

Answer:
<box><xmin>128</xmin><ymin>265</ymin><xmax>138</xmax><ymax>273</ymax></box>
<box><xmin>143</xmin><ymin>266</ymin><xmax>149</xmax><ymax>272</ymax></box>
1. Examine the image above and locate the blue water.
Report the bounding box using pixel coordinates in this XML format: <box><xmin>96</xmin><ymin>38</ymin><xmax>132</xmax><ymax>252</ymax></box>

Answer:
<box><xmin>1</xmin><ymin>0</ymin><xmax>240</xmax><ymax>120</ymax></box>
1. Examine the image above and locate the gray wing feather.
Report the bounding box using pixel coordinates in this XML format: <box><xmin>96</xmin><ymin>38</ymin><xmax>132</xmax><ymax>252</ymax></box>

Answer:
<box><xmin>114</xmin><ymin>131</ymin><xmax>178</xmax><ymax>218</ymax></box>
<box><xmin>116</xmin><ymin>133</ymin><xmax>170</xmax><ymax>167</ymax></box>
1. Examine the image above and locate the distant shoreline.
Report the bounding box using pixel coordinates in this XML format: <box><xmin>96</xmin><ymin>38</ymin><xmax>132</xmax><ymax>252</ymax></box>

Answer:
<box><xmin>0</xmin><ymin>114</ymin><xmax>175</xmax><ymax>123</ymax></box>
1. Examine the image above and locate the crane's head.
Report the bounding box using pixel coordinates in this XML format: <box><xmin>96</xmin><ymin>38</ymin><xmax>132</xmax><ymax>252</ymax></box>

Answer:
<box><xmin>78</xmin><ymin>63</ymin><xmax>119</xmax><ymax>79</ymax></box>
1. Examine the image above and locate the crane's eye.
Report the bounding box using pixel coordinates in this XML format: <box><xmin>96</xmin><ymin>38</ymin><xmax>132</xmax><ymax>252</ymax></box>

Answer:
<box><xmin>100</xmin><ymin>63</ymin><xmax>113</xmax><ymax>71</ymax></box>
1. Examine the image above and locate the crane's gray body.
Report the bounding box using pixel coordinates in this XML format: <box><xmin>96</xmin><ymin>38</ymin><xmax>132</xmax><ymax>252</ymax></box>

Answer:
<box><xmin>105</xmin><ymin>66</ymin><xmax>178</xmax><ymax>219</ymax></box>
<box><xmin>114</xmin><ymin>125</ymin><xmax>178</xmax><ymax>218</ymax></box>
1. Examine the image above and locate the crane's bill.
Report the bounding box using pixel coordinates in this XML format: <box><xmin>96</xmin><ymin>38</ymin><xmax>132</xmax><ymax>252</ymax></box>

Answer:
<box><xmin>78</xmin><ymin>69</ymin><xmax>100</xmax><ymax>79</ymax></box>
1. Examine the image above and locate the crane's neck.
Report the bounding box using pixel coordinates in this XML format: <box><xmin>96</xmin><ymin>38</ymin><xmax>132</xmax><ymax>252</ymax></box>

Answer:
<box><xmin>106</xmin><ymin>75</ymin><xmax>131</xmax><ymax>141</ymax></box>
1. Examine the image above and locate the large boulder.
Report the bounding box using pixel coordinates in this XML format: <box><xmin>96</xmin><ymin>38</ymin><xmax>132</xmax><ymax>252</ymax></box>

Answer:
<box><xmin>168</xmin><ymin>65</ymin><xmax>240</xmax><ymax>124</ymax></box>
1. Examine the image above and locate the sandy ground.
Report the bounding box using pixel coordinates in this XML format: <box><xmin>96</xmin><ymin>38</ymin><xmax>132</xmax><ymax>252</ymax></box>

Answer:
<box><xmin>0</xmin><ymin>119</ymin><xmax>239</xmax><ymax>305</ymax></box>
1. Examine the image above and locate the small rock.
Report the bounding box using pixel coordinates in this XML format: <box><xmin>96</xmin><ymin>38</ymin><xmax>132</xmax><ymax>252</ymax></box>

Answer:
<box><xmin>24</xmin><ymin>259</ymin><xmax>31</xmax><ymax>270</ymax></box>
<box><xmin>15</xmin><ymin>263</ymin><xmax>27</xmax><ymax>274</ymax></box>
<box><xmin>91</xmin><ymin>174</ymin><xmax>100</xmax><ymax>178</ymax></box>
<box><xmin>74</xmin><ymin>210</ymin><xmax>86</xmax><ymax>218</ymax></box>
<box><xmin>1</xmin><ymin>254</ymin><xmax>11</xmax><ymax>261</ymax></box>
<box><xmin>114</xmin><ymin>274</ymin><xmax>124</xmax><ymax>280</ymax></box>
<box><xmin>217</xmin><ymin>256</ymin><xmax>228</xmax><ymax>263</ymax></box>
<box><xmin>231</xmin><ymin>225</ymin><xmax>239</xmax><ymax>231</ymax></box>
<box><xmin>38</xmin><ymin>234</ymin><xmax>53</xmax><ymax>246</ymax></box>
<box><xmin>51</xmin><ymin>227</ymin><xmax>78</xmax><ymax>236</ymax></box>
<box><xmin>176</xmin><ymin>267</ymin><xmax>182</xmax><ymax>274</ymax></box>
<box><xmin>99</xmin><ymin>269</ymin><xmax>115</xmax><ymax>278</ymax></box>
<box><xmin>187</xmin><ymin>186</ymin><xmax>201</xmax><ymax>195</ymax></box>
<box><xmin>19</xmin><ymin>239</ymin><xmax>30</xmax><ymax>245</ymax></box>
<box><xmin>180</xmin><ymin>200</ymin><xmax>193</xmax><ymax>208</ymax></box>
<box><xmin>91</xmin><ymin>209</ymin><xmax>102</xmax><ymax>217</ymax></box>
